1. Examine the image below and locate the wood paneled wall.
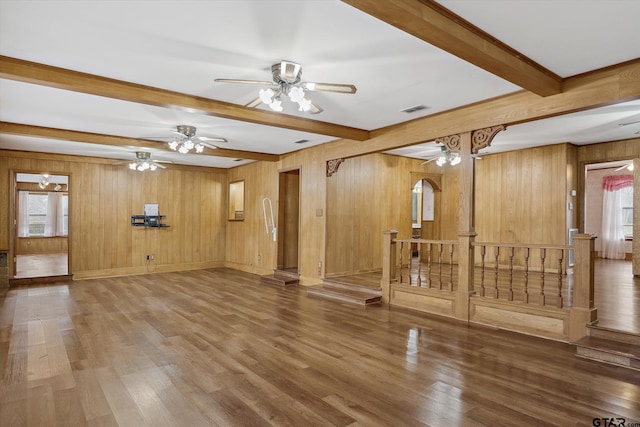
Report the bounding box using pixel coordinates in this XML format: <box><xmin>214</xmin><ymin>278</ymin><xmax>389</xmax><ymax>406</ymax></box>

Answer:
<box><xmin>16</xmin><ymin>237</ymin><xmax>68</xmax><ymax>255</ymax></box>
<box><xmin>0</xmin><ymin>150</ymin><xmax>227</xmax><ymax>278</ymax></box>
<box><xmin>475</xmin><ymin>144</ymin><xmax>571</xmax><ymax>246</ymax></box>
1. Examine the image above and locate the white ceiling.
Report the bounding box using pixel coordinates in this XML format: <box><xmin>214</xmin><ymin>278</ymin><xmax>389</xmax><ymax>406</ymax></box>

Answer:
<box><xmin>0</xmin><ymin>0</ymin><xmax>639</xmax><ymax>168</ymax></box>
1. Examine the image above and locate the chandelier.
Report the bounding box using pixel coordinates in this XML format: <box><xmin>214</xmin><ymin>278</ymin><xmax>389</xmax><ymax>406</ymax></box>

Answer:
<box><xmin>169</xmin><ymin>125</ymin><xmax>205</xmax><ymax>154</ymax></box>
<box><xmin>435</xmin><ymin>147</ymin><xmax>461</xmax><ymax>167</ymax></box>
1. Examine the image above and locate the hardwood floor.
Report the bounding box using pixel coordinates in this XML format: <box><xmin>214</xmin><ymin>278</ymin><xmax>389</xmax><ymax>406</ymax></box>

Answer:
<box><xmin>15</xmin><ymin>253</ymin><xmax>68</xmax><ymax>278</ymax></box>
<box><xmin>1</xmin><ymin>268</ymin><xmax>638</xmax><ymax>426</ymax></box>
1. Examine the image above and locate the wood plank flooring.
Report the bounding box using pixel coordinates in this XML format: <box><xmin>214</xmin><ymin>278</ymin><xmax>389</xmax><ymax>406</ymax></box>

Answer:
<box><xmin>15</xmin><ymin>253</ymin><xmax>68</xmax><ymax>278</ymax></box>
<box><xmin>1</xmin><ymin>268</ymin><xmax>639</xmax><ymax>426</ymax></box>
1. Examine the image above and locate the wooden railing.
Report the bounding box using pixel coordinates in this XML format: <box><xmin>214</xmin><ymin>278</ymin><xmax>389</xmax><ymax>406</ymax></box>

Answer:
<box><xmin>395</xmin><ymin>238</ymin><xmax>458</xmax><ymax>290</ymax></box>
<box><xmin>471</xmin><ymin>242</ymin><xmax>572</xmax><ymax>308</ymax></box>
<box><xmin>381</xmin><ymin>230</ymin><xmax>597</xmax><ymax>343</ymax></box>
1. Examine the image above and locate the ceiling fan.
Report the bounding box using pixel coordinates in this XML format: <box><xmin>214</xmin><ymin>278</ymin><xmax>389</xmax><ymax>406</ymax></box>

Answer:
<box><xmin>215</xmin><ymin>60</ymin><xmax>357</xmax><ymax>114</ymax></box>
<box><xmin>114</xmin><ymin>151</ymin><xmax>171</xmax><ymax>171</ymax></box>
<box><xmin>149</xmin><ymin>125</ymin><xmax>228</xmax><ymax>154</ymax></box>
<box><xmin>420</xmin><ymin>146</ymin><xmax>462</xmax><ymax>166</ymax></box>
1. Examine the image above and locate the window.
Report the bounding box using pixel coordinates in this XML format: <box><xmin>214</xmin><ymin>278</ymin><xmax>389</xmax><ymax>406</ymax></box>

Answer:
<box><xmin>18</xmin><ymin>191</ymin><xmax>69</xmax><ymax>237</ymax></box>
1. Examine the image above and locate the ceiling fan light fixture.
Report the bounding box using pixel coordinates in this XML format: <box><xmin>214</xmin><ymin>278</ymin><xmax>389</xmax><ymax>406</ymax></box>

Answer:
<box><xmin>259</xmin><ymin>88</ymin><xmax>274</xmax><ymax>104</ymax></box>
<box><xmin>269</xmin><ymin>98</ymin><xmax>283</xmax><ymax>112</ymax></box>
<box><xmin>289</xmin><ymin>86</ymin><xmax>305</xmax><ymax>103</ymax></box>
<box><xmin>298</xmin><ymin>97</ymin><xmax>312</xmax><ymax>112</ymax></box>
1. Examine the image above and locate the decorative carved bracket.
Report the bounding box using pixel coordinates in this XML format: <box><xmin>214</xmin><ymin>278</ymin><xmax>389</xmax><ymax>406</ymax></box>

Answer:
<box><xmin>326</xmin><ymin>158</ymin><xmax>344</xmax><ymax>177</ymax></box>
<box><xmin>435</xmin><ymin>134</ymin><xmax>461</xmax><ymax>152</ymax></box>
<box><xmin>471</xmin><ymin>125</ymin><xmax>506</xmax><ymax>154</ymax></box>
<box><xmin>434</xmin><ymin>125</ymin><xmax>506</xmax><ymax>154</ymax></box>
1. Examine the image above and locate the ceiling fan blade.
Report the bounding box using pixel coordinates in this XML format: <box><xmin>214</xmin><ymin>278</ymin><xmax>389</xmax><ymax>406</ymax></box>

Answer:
<box><xmin>200</xmin><ymin>142</ymin><xmax>219</xmax><ymax>150</ymax></box>
<box><xmin>214</xmin><ymin>78</ymin><xmax>273</xmax><ymax>85</ymax></box>
<box><xmin>153</xmin><ymin>162</ymin><xmax>167</xmax><ymax>169</ymax></box>
<box><xmin>618</xmin><ymin>120</ymin><xmax>640</xmax><ymax>126</ymax></box>
<box><xmin>419</xmin><ymin>158</ymin><xmax>438</xmax><ymax>165</ymax></box>
<box><xmin>308</xmin><ymin>100</ymin><xmax>323</xmax><ymax>114</ymax></box>
<box><xmin>305</xmin><ymin>82</ymin><xmax>357</xmax><ymax>94</ymax></box>
<box><xmin>197</xmin><ymin>136</ymin><xmax>227</xmax><ymax>143</ymax></box>
<box><xmin>615</xmin><ymin>163</ymin><xmax>632</xmax><ymax>171</ymax></box>
<box><xmin>245</xmin><ymin>97</ymin><xmax>263</xmax><ymax>108</ymax></box>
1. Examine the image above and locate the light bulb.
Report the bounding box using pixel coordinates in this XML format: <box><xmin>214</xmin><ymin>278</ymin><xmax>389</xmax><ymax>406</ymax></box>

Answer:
<box><xmin>436</xmin><ymin>157</ymin><xmax>446</xmax><ymax>167</ymax></box>
<box><xmin>259</xmin><ymin>88</ymin><xmax>274</xmax><ymax>104</ymax></box>
<box><xmin>150</xmin><ymin>163</ymin><xmax>158</xmax><ymax>171</ymax></box>
<box><xmin>195</xmin><ymin>143</ymin><xmax>204</xmax><ymax>153</ymax></box>
<box><xmin>289</xmin><ymin>86</ymin><xmax>305</xmax><ymax>103</ymax></box>
<box><xmin>450</xmin><ymin>155</ymin><xmax>461</xmax><ymax>166</ymax></box>
<box><xmin>129</xmin><ymin>162</ymin><xmax>137</xmax><ymax>170</ymax></box>
<box><xmin>269</xmin><ymin>99</ymin><xmax>283</xmax><ymax>112</ymax></box>
<box><xmin>169</xmin><ymin>141</ymin><xmax>178</xmax><ymax>150</ymax></box>
<box><xmin>184</xmin><ymin>139</ymin><xmax>194</xmax><ymax>150</ymax></box>
<box><xmin>178</xmin><ymin>145</ymin><xmax>189</xmax><ymax>154</ymax></box>
<box><xmin>298</xmin><ymin>97</ymin><xmax>312</xmax><ymax>112</ymax></box>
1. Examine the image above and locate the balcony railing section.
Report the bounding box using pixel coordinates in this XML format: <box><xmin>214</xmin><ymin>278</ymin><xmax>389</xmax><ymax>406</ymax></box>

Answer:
<box><xmin>471</xmin><ymin>242</ymin><xmax>573</xmax><ymax>308</ymax></box>
<box><xmin>395</xmin><ymin>239</ymin><xmax>458</xmax><ymax>290</ymax></box>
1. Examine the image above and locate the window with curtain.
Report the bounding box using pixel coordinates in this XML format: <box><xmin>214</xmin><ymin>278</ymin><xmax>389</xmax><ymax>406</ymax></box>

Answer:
<box><xmin>18</xmin><ymin>191</ymin><xmax>68</xmax><ymax>237</ymax></box>
<box><xmin>601</xmin><ymin>175</ymin><xmax>633</xmax><ymax>259</ymax></box>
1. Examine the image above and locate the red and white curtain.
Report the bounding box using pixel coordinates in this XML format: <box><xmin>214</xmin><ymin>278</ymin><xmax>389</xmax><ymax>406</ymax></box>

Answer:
<box><xmin>601</xmin><ymin>175</ymin><xmax>633</xmax><ymax>259</ymax></box>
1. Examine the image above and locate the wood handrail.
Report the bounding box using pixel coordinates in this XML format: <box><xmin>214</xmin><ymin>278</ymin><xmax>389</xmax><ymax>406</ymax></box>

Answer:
<box><xmin>395</xmin><ymin>238</ymin><xmax>458</xmax><ymax>245</ymax></box>
<box><xmin>472</xmin><ymin>242</ymin><xmax>572</xmax><ymax>250</ymax></box>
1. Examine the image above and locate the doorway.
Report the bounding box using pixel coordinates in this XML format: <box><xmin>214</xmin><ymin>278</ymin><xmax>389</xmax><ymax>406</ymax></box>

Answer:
<box><xmin>12</xmin><ymin>172</ymin><xmax>71</xmax><ymax>280</ymax></box>
<box><xmin>277</xmin><ymin>169</ymin><xmax>300</xmax><ymax>272</ymax></box>
<box><xmin>582</xmin><ymin>160</ymin><xmax>637</xmax><ymax>333</ymax></box>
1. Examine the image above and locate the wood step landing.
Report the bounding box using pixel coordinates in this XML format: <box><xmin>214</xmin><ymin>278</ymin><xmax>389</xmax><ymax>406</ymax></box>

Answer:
<box><xmin>574</xmin><ymin>325</ymin><xmax>640</xmax><ymax>371</ymax></box>
<box><xmin>9</xmin><ymin>274</ymin><xmax>73</xmax><ymax>287</ymax></box>
<box><xmin>307</xmin><ymin>278</ymin><xmax>382</xmax><ymax>306</ymax></box>
<box><xmin>260</xmin><ymin>269</ymin><xmax>299</xmax><ymax>288</ymax></box>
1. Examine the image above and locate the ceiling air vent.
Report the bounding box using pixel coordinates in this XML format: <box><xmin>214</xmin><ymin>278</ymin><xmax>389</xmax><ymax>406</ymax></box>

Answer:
<box><xmin>293</xmin><ymin>139</ymin><xmax>309</xmax><ymax>144</ymax></box>
<box><xmin>401</xmin><ymin>104</ymin><xmax>429</xmax><ymax>114</ymax></box>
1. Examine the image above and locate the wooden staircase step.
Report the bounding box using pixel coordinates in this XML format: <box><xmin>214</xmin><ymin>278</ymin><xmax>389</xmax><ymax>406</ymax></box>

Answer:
<box><xmin>321</xmin><ymin>278</ymin><xmax>381</xmax><ymax>295</ymax></box>
<box><xmin>260</xmin><ymin>274</ymin><xmax>298</xmax><ymax>289</ymax></box>
<box><xmin>575</xmin><ymin>336</ymin><xmax>640</xmax><ymax>371</ymax></box>
<box><xmin>307</xmin><ymin>284</ymin><xmax>381</xmax><ymax>306</ymax></box>
<box><xmin>587</xmin><ymin>324</ymin><xmax>640</xmax><ymax>345</ymax></box>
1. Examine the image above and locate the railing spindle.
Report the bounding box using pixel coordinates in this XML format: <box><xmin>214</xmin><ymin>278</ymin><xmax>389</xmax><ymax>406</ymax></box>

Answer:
<box><xmin>493</xmin><ymin>246</ymin><xmax>500</xmax><ymax>298</ymax></box>
<box><xmin>427</xmin><ymin>243</ymin><xmax>432</xmax><ymax>288</ymax></box>
<box><xmin>438</xmin><ymin>244</ymin><xmax>443</xmax><ymax>290</ymax></box>
<box><xmin>539</xmin><ymin>248</ymin><xmax>546</xmax><ymax>305</ymax></box>
<box><xmin>557</xmin><ymin>250</ymin><xmax>564</xmax><ymax>308</ymax></box>
<box><xmin>508</xmin><ymin>247</ymin><xmax>514</xmax><ymax>301</ymax></box>
<box><xmin>523</xmin><ymin>248</ymin><xmax>530</xmax><ymax>303</ymax></box>
<box><xmin>417</xmin><ymin>243</ymin><xmax>422</xmax><ymax>287</ymax></box>
<box><xmin>399</xmin><ymin>242</ymin><xmax>405</xmax><ymax>284</ymax></box>
<box><xmin>480</xmin><ymin>245</ymin><xmax>486</xmax><ymax>297</ymax></box>
<box><xmin>449</xmin><ymin>244</ymin><xmax>454</xmax><ymax>291</ymax></box>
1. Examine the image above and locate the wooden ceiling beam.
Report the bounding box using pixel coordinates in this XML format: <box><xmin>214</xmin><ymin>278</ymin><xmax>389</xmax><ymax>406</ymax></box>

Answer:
<box><xmin>341</xmin><ymin>0</ymin><xmax>563</xmax><ymax>96</ymax></box>
<box><xmin>0</xmin><ymin>122</ymin><xmax>280</xmax><ymax>162</ymax></box>
<box><xmin>0</xmin><ymin>56</ymin><xmax>370</xmax><ymax>141</ymax></box>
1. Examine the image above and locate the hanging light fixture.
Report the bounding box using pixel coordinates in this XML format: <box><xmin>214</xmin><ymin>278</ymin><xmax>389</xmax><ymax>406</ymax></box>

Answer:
<box><xmin>128</xmin><ymin>152</ymin><xmax>162</xmax><ymax>172</ymax></box>
<box><xmin>435</xmin><ymin>147</ymin><xmax>461</xmax><ymax>167</ymax></box>
<box><xmin>169</xmin><ymin>125</ymin><xmax>205</xmax><ymax>154</ymax></box>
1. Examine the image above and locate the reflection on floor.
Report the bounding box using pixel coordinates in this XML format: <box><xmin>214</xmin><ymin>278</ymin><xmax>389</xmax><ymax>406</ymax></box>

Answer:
<box><xmin>15</xmin><ymin>252</ymin><xmax>68</xmax><ymax>278</ymax></box>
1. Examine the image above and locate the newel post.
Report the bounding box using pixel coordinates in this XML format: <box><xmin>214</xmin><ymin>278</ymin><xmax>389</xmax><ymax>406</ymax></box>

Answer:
<box><xmin>569</xmin><ymin>234</ymin><xmax>597</xmax><ymax>342</ymax></box>
<box><xmin>381</xmin><ymin>230</ymin><xmax>398</xmax><ymax>304</ymax></box>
